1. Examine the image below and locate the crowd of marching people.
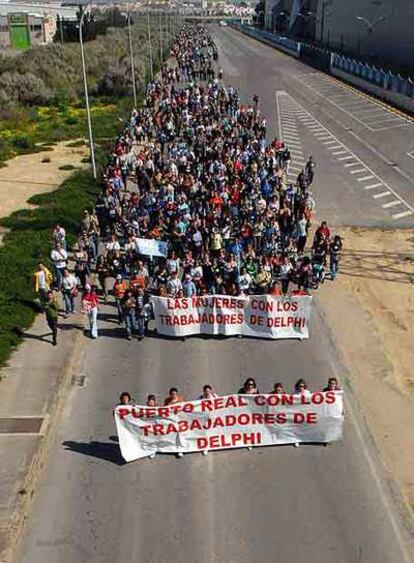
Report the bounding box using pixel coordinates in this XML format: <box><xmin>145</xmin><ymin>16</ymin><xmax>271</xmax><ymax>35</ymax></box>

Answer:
<box><xmin>33</xmin><ymin>24</ymin><xmax>343</xmax><ymax>344</ymax></box>
<box><xmin>116</xmin><ymin>376</ymin><xmax>342</xmax><ymax>457</ymax></box>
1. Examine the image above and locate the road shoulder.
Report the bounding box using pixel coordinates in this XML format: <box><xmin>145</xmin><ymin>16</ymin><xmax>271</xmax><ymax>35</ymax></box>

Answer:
<box><xmin>0</xmin><ymin>311</ymin><xmax>84</xmax><ymax>563</ymax></box>
<box><xmin>317</xmin><ymin>226</ymin><xmax>414</xmax><ymax>521</ymax></box>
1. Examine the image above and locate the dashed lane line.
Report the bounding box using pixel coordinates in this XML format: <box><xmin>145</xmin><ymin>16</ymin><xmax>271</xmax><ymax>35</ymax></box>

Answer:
<box><xmin>382</xmin><ymin>200</ymin><xmax>402</xmax><ymax>209</ymax></box>
<box><xmin>357</xmin><ymin>175</ymin><xmax>375</xmax><ymax>182</ymax></box>
<box><xmin>373</xmin><ymin>191</ymin><xmax>392</xmax><ymax>199</ymax></box>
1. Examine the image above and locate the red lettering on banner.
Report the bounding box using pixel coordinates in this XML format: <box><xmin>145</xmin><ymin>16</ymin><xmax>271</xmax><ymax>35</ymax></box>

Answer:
<box><xmin>307</xmin><ymin>413</ymin><xmax>317</xmax><ymax>424</ymax></box>
<box><xmin>281</xmin><ymin>394</ymin><xmax>294</xmax><ymax>406</ymax></box>
<box><xmin>183</xmin><ymin>403</ymin><xmax>194</xmax><ymax>413</ymax></box>
<box><xmin>157</xmin><ymin>407</ymin><xmax>170</xmax><ymax>418</ymax></box>
<box><xmin>117</xmin><ymin>408</ymin><xmax>130</xmax><ymax>420</ymax></box>
<box><xmin>152</xmin><ymin>424</ymin><xmax>164</xmax><ymax>435</ymax></box>
<box><xmin>212</xmin><ymin>416</ymin><xmax>225</xmax><ymax>428</ymax></box>
<box><xmin>196</xmin><ymin>432</ymin><xmax>262</xmax><ymax>450</ymax></box>
<box><xmin>201</xmin><ymin>399</ymin><xmax>213</xmax><ymax>412</ymax></box>
<box><xmin>300</xmin><ymin>394</ymin><xmax>311</xmax><ymax>405</ymax></box>
<box><xmin>214</xmin><ymin>397</ymin><xmax>224</xmax><ymax>410</ymax></box>
<box><xmin>311</xmin><ymin>392</ymin><xmax>324</xmax><ymax>405</ymax></box>
<box><xmin>276</xmin><ymin>413</ymin><xmax>287</xmax><ymax>423</ymax></box>
<box><xmin>237</xmin><ymin>396</ymin><xmax>249</xmax><ymax>407</ymax></box>
<box><xmin>293</xmin><ymin>413</ymin><xmax>305</xmax><ymax>423</ymax></box>
<box><xmin>325</xmin><ymin>391</ymin><xmax>336</xmax><ymax>404</ymax></box>
<box><xmin>251</xmin><ymin>413</ymin><xmax>264</xmax><ymax>424</ymax></box>
<box><xmin>178</xmin><ymin>420</ymin><xmax>189</xmax><ymax>432</ymax></box>
<box><xmin>254</xmin><ymin>395</ymin><xmax>266</xmax><ymax>406</ymax></box>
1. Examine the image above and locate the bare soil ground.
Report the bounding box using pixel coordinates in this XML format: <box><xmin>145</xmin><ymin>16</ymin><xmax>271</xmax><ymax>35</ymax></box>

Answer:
<box><xmin>0</xmin><ymin>141</ymin><xmax>88</xmax><ymax>220</ymax></box>
<box><xmin>318</xmin><ymin>226</ymin><xmax>414</xmax><ymax>514</ymax></box>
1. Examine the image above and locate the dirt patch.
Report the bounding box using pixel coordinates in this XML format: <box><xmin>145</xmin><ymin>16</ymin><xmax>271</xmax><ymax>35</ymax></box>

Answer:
<box><xmin>0</xmin><ymin>141</ymin><xmax>89</xmax><ymax>220</ymax></box>
<box><xmin>318</xmin><ymin>226</ymin><xmax>414</xmax><ymax>513</ymax></box>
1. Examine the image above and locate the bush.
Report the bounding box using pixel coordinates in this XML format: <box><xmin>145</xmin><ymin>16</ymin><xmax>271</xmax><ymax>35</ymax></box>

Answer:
<box><xmin>12</xmin><ymin>136</ymin><xmax>32</xmax><ymax>150</ymax></box>
<box><xmin>0</xmin><ymin>169</ymin><xmax>101</xmax><ymax>366</ymax></box>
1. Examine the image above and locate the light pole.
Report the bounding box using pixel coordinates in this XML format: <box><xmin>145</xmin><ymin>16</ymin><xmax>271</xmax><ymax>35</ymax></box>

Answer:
<box><xmin>147</xmin><ymin>5</ymin><xmax>154</xmax><ymax>81</ymax></box>
<box><xmin>127</xmin><ymin>9</ymin><xmax>137</xmax><ymax>108</ymax></box>
<box><xmin>355</xmin><ymin>14</ymin><xmax>386</xmax><ymax>57</ymax></box>
<box><xmin>320</xmin><ymin>0</ymin><xmax>333</xmax><ymax>44</ymax></box>
<box><xmin>79</xmin><ymin>6</ymin><xmax>97</xmax><ymax>180</ymax></box>
<box><xmin>159</xmin><ymin>9</ymin><xmax>163</xmax><ymax>63</ymax></box>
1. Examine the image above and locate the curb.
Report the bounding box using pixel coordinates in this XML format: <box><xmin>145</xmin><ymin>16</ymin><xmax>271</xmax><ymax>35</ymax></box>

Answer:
<box><xmin>1</xmin><ymin>324</ymin><xmax>85</xmax><ymax>563</ymax></box>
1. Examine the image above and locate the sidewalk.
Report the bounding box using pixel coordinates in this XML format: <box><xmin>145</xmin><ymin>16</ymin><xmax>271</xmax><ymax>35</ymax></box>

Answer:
<box><xmin>0</xmin><ymin>310</ymin><xmax>84</xmax><ymax>563</ymax></box>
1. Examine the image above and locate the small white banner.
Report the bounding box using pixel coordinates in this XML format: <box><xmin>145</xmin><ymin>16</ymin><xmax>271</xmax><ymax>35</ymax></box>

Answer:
<box><xmin>150</xmin><ymin>294</ymin><xmax>312</xmax><ymax>339</ymax></box>
<box><xmin>115</xmin><ymin>392</ymin><xmax>344</xmax><ymax>461</ymax></box>
<box><xmin>135</xmin><ymin>238</ymin><xmax>168</xmax><ymax>257</ymax></box>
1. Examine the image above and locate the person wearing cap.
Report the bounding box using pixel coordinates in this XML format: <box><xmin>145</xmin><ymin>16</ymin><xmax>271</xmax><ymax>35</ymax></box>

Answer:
<box><xmin>82</xmin><ymin>284</ymin><xmax>99</xmax><ymax>339</ymax></box>
<box><xmin>113</xmin><ymin>275</ymin><xmax>127</xmax><ymax>324</ymax></box>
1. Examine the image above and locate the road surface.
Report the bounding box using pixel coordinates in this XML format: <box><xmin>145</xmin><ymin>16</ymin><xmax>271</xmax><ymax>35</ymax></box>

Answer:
<box><xmin>19</xmin><ymin>26</ymin><xmax>413</xmax><ymax>563</ymax></box>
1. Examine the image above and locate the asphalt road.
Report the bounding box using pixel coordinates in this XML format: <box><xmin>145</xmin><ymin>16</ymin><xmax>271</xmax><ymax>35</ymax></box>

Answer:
<box><xmin>19</xmin><ymin>27</ymin><xmax>413</xmax><ymax>563</ymax></box>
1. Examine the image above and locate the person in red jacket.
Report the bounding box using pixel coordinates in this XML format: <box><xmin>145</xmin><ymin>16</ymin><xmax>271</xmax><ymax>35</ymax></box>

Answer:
<box><xmin>82</xmin><ymin>284</ymin><xmax>99</xmax><ymax>338</ymax></box>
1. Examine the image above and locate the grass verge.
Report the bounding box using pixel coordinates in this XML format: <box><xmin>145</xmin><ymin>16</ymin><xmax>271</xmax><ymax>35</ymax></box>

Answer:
<box><xmin>0</xmin><ymin>166</ymin><xmax>103</xmax><ymax>366</ymax></box>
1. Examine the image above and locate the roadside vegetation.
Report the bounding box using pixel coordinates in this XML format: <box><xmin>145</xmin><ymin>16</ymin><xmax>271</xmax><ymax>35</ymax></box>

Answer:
<box><xmin>0</xmin><ymin>14</ymin><xmax>174</xmax><ymax>365</ymax></box>
<box><xmin>0</xmin><ymin>17</ymin><xmax>172</xmax><ymax>163</ymax></box>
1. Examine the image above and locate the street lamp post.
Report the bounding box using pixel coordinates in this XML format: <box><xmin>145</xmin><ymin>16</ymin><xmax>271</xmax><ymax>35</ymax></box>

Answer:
<box><xmin>320</xmin><ymin>0</ymin><xmax>333</xmax><ymax>44</ymax></box>
<box><xmin>127</xmin><ymin>10</ymin><xmax>137</xmax><ymax>109</ymax></box>
<box><xmin>147</xmin><ymin>6</ymin><xmax>154</xmax><ymax>81</ymax></box>
<box><xmin>159</xmin><ymin>10</ymin><xmax>163</xmax><ymax>63</ymax></box>
<box><xmin>79</xmin><ymin>8</ymin><xmax>97</xmax><ymax>180</ymax></box>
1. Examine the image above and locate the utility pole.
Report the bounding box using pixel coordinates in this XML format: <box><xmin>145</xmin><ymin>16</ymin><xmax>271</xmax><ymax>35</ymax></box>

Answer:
<box><xmin>79</xmin><ymin>7</ymin><xmax>97</xmax><ymax>180</ymax></box>
<box><xmin>147</xmin><ymin>5</ymin><xmax>154</xmax><ymax>80</ymax></box>
<box><xmin>127</xmin><ymin>11</ymin><xmax>137</xmax><ymax>108</ymax></box>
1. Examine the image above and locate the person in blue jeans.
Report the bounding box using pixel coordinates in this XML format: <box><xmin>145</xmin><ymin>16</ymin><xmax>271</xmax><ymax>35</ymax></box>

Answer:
<box><xmin>121</xmin><ymin>290</ymin><xmax>137</xmax><ymax>340</ymax></box>
<box><xmin>329</xmin><ymin>235</ymin><xmax>343</xmax><ymax>281</ymax></box>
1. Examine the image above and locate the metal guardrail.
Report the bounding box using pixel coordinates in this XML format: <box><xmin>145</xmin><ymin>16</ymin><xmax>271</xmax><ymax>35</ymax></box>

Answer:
<box><xmin>331</xmin><ymin>54</ymin><xmax>414</xmax><ymax>99</ymax></box>
<box><xmin>230</xmin><ymin>23</ymin><xmax>300</xmax><ymax>56</ymax></box>
<box><xmin>232</xmin><ymin>24</ymin><xmax>414</xmax><ymax>102</ymax></box>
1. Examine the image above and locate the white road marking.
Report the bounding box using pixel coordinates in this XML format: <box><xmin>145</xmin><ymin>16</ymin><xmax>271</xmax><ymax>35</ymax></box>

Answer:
<box><xmin>344</xmin><ymin>162</ymin><xmax>360</xmax><ymax>167</ymax></box>
<box><xmin>373</xmin><ymin>191</ymin><xmax>391</xmax><ymax>199</ymax></box>
<box><xmin>291</xmin><ymin>74</ymin><xmax>412</xmax><ymax>132</ymax></box>
<box><xmin>365</xmin><ymin>183</ymin><xmax>383</xmax><ymax>190</ymax></box>
<box><xmin>333</xmin><ymin>150</ymin><xmax>348</xmax><ymax>155</ymax></box>
<box><xmin>338</xmin><ymin>156</ymin><xmax>354</xmax><ymax>161</ymax></box>
<box><xmin>275</xmin><ymin>91</ymin><xmax>414</xmax><ymax>221</ymax></box>
<box><xmin>407</xmin><ymin>151</ymin><xmax>414</xmax><ymax>161</ymax></box>
<box><xmin>393</xmin><ymin>210</ymin><xmax>414</xmax><ymax>219</ymax></box>
<box><xmin>382</xmin><ymin>200</ymin><xmax>402</xmax><ymax>209</ymax></box>
<box><xmin>357</xmin><ymin>175</ymin><xmax>376</xmax><ymax>182</ymax></box>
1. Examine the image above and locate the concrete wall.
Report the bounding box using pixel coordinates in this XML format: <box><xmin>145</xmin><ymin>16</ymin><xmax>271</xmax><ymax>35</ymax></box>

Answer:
<box><xmin>315</xmin><ymin>0</ymin><xmax>414</xmax><ymax>73</ymax></box>
<box><xmin>331</xmin><ymin>67</ymin><xmax>414</xmax><ymax>115</ymax></box>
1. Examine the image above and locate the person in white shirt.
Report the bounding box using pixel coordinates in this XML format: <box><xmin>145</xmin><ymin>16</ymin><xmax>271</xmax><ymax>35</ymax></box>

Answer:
<box><xmin>238</xmin><ymin>267</ymin><xmax>252</xmax><ymax>295</ymax></box>
<box><xmin>50</xmin><ymin>242</ymin><xmax>68</xmax><ymax>289</ymax></box>
<box><xmin>106</xmin><ymin>234</ymin><xmax>121</xmax><ymax>256</ymax></box>
<box><xmin>279</xmin><ymin>256</ymin><xmax>293</xmax><ymax>295</ymax></box>
<box><xmin>167</xmin><ymin>271</ymin><xmax>182</xmax><ymax>297</ymax></box>
<box><xmin>61</xmin><ymin>269</ymin><xmax>78</xmax><ymax>316</ymax></box>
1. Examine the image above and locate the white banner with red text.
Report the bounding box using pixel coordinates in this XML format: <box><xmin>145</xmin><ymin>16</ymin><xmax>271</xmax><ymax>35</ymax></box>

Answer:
<box><xmin>150</xmin><ymin>294</ymin><xmax>313</xmax><ymax>339</ymax></box>
<box><xmin>115</xmin><ymin>392</ymin><xmax>344</xmax><ymax>461</ymax></box>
